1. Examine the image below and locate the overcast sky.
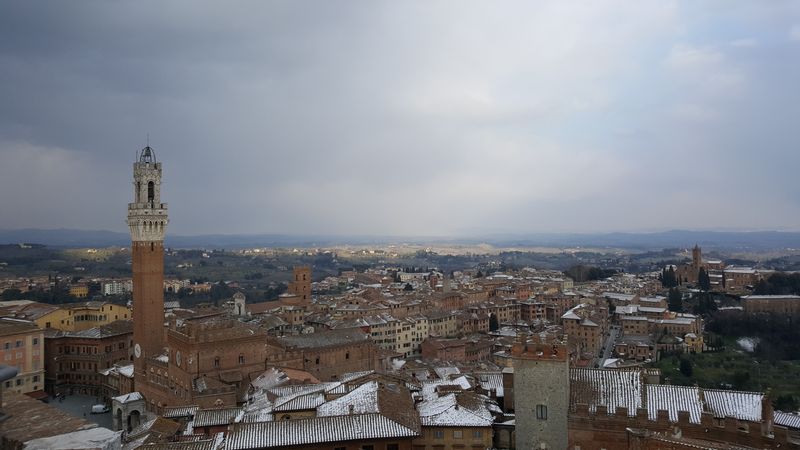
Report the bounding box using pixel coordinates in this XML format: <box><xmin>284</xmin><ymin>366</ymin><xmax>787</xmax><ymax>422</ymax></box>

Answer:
<box><xmin>1</xmin><ymin>2</ymin><xmax>799</xmax><ymax>237</ymax></box>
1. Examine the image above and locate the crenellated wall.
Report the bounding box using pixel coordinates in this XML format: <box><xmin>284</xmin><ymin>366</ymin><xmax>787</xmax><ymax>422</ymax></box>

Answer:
<box><xmin>568</xmin><ymin>403</ymin><xmax>799</xmax><ymax>449</ymax></box>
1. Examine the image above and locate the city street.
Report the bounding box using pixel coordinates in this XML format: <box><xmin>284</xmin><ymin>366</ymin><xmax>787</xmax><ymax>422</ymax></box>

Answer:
<box><xmin>597</xmin><ymin>325</ymin><xmax>621</xmax><ymax>367</ymax></box>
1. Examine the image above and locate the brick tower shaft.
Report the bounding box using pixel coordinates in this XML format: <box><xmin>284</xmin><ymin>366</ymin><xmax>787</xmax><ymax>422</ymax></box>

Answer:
<box><xmin>131</xmin><ymin>241</ymin><xmax>165</xmax><ymax>360</ymax></box>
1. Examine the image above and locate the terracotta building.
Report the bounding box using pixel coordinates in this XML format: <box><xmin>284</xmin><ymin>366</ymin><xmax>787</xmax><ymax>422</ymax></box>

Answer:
<box><xmin>415</xmin><ymin>391</ymin><xmax>497</xmax><ymax>450</ymax></box>
<box><xmin>281</xmin><ymin>266</ymin><xmax>312</xmax><ymax>307</ymax></box>
<box><xmin>44</xmin><ymin>320</ymin><xmax>133</xmax><ymax>398</ymax></box>
<box><xmin>742</xmin><ymin>295</ymin><xmax>800</xmax><ymax>315</ymax></box>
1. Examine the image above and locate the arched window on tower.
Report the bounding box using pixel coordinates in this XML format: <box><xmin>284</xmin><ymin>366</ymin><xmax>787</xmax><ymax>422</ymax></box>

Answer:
<box><xmin>147</xmin><ymin>181</ymin><xmax>155</xmax><ymax>203</ymax></box>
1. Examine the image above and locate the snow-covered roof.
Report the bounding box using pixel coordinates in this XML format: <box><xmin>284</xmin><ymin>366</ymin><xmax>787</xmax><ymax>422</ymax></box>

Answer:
<box><xmin>193</xmin><ymin>407</ymin><xmax>242</xmax><ymax>428</ymax></box>
<box><xmin>433</xmin><ymin>367</ymin><xmax>461</xmax><ymax>379</ymax></box>
<box><xmin>570</xmin><ymin>369</ymin><xmax>765</xmax><ymax>424</ymax></box>
<box><xmin>225</xmin><ymin>414</ymin><xmax>419</xmax><ymax>449</ymax></box>
<box><xmin>318</xmin><ymin>381</ymin><xmax>380</xmax><ymax>417</ymax></box>
<box><xmin>23</xmin><ymin>427</ymin><xmax>121</xmax><ymax>450</ymax></box>
<box><xmin>570</xmin><ymin>369</ymin><xmax>642</xmax><ymax>416</ymax></box>
<box><xmin>417</xmin><ymin>393</ymin><xmax>496</xmax><ymax>427</ymax></box>
<box><xmin>337</xmin><ymin>370</ymin><xmax>375</xmax><ymax>383</ymax></box>
<box><xmin>273</xmin><ymin>390</ymin><xmax>326</xmax><ymax>412</ymax></box>
<box><xmin>421</xmin><ymin>376</ymin><xmax>472</xmax><ymax>401</ymax></box>
<box><xmin>561</xmin><ymin>310</ymin><xmax>581</xmax><ymax>320</ymax></box>
<box><xmin>638</xmin><ymin>306</ymin><xmax>666</xmax><ymax>314</ymax></box>
<box><xmin>117</xmin><ymin>364</ymin><xmax>134</xmax><ymax>378</ymax></box>
<box><xmin>112</xmin><ymin>392</ymin><xmax>143</xmax><ymax>404</ymax></box>
<box><xmin>240</xmin><ymin>409</ymin><xmax>274</xmax><ymax>424</ymax></box>
<box><xmin>267</xmin><ymin>382</ymin><xmax>337</xmax><ymax>398</ymax></box>
<box><xmin>603</xmin><ymin>292</ymin><xmax>636</xmax><ymax>301</ymax></box>
<box><xmin>475</xmin><ymin>372</ymin><xmax>504</xmax><ymax>397</ymax></box>
<box><xmin>775</xmin><ymin>411</ymin><xmax>800</xmax><ymax>430</ymax></box>
<box><xmin>162</xmin><ymin>405</ymin><xmax>199</xmax><ymax>419</ymax></box>
<box><xmin>646</xmin><ymin>385</ymin><xmax>702</xmax><ymax>423</ymax></box>
<box><xmin>703</xmin><ymin>389</ymin><xmax>763</xmax><ymax>422</ymax></box>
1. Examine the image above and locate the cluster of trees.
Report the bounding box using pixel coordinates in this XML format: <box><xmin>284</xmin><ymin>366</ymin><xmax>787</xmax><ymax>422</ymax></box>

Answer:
<box><xmin>707</xmin><ymin>312</ymin><xmax>800</xmax><ymax>360</ymax></box>
<box><xmin>563</xmin><ymin>265</ymin><xmax>618</xmax><ymax>283</ymax></box>
<box><xmin>753</xmin><ymin>272</ymin><xmax>800</xmax><ymax>295</ymax></box>
<box><xmin>1</xmin><ymin>285</ymin><xmax>86</xmax><ymax>305</ymax></box>
<box><xmin>697</xmin><ymin>268</ymin><xmax>711</xmax><ymax>291</ymax></box>
<box><xmin>262</xmin><ymin>283</ymin><xmax>288</xmax><ymax>300</ymax></box>
<box><xmin>667</xmin><ymin>287</ymin><xmax>683</xmax><ymax>312</ymax></box>
<box><xmin>691</xmin><ymin>292</ymin><xmax>718</xmax><ymax>315</ymax></box>
<box><xmin>660</xmin><ymin>266</ymin><xmax>679</xmax><ymax>288</ymax></box>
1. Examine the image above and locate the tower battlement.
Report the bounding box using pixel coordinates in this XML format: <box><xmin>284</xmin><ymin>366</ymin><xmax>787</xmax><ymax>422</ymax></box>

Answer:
<box><xmin>512</xmin><ymin>331</ymin><xmax>569</xmax><ymax>361</ymax></box>
<box><xmin>127</xmin><ymin>146</ymin><xmax>168</xmax><ymax>243</ymax></box>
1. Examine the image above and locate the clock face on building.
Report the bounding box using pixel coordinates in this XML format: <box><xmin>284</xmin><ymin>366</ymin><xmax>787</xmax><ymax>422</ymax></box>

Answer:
<box><xmin>175</xmin><ymin>351</ymin><xmax>182</xmax><ymax>366</ymax></box>
<box><xmin>134</xmin><ymin>343</ymin><xmax>142</xmax><ymax>358</ymax></box>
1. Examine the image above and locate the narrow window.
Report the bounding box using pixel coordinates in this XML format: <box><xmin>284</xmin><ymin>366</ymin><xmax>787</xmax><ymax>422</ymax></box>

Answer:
<box><xmin>214</xmin><ymin>357</ymin><xmax>220</xmax><ymax>368</ymax></box>
<box><xmin>147</xmin><ymin>181</ymin><xmax>155</xmax><ymax>202</ymax></box>
<box><xmin>536</xmin><ymin>404</ymin><xmax>548</xmax><ymax>420</ymax></box>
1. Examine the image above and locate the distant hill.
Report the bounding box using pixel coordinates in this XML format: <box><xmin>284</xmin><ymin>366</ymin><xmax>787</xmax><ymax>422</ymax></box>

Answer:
<box><xmin>0</xmin><ymin>228</ymin><xmax>798</xmax><ymax>251</ymax></box>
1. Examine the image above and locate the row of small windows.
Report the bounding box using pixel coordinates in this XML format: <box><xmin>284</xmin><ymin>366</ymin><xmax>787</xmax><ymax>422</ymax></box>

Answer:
<box><xmin>3</xmin><ymin>338</ymin><xmax>38</xmax><ymax>349</ymax></box>
<box><xmin>213</xmin><ymin>354</ymin><xmax>248</xmax><ymax>367</ymax></box>
<box><xmin>4</xmin><ymin>375</ymin><xmax>39</xmax><ymax>389</ymax></box>
<box><xmin>431</xmin><ymin>429</ymin><xmax>483</xmax><ymax>439</ymax></box>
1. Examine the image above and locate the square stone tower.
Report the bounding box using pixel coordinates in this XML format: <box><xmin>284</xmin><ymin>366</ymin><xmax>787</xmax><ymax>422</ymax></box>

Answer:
<box><xmin>126</xmin><ymin>146</ymin><xmax>168</xmax><ymax>374</ymax></box>
<box><xmin>287</xmin><ymin>266</ymin><xmax>311</xmax><ymax>302</ymax></box>
<box><xmin>512</xmin><ymin>332</ymin><xmax>570</xmax><ymax>449</ymax></box>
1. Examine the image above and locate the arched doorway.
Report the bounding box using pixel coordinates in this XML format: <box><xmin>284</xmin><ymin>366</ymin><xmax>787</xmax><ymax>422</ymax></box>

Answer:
<box><xmin>127</xmin><ymin>410</ymin><xmax>141</xmax><ymax>432</ymax></box>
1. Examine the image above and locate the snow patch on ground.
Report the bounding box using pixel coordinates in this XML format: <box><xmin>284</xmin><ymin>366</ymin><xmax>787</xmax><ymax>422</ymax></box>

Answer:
<box><xmin>737</xmin><ymin>337</ymin><xmax>760</xmax><ymax>353</ymax></box>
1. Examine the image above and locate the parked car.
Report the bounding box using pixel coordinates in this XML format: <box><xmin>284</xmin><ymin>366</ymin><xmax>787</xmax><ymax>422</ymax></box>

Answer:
<box><xmin>91</xmin><ymin>404</ymin><xmax>109</xmax><ymax>414</ymax></box>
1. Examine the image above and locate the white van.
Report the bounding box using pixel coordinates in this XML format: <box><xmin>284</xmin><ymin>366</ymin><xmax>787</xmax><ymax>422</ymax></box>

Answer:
<box><xmin>91</xmin><ymin>404</ymin><xmax>109</xmax><ymax>414</ymax></box>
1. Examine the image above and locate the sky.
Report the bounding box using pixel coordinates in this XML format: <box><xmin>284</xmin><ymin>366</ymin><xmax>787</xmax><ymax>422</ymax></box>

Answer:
<box><xmin>1</xmin><ymin>1</ymin><xmax>799</xmax><ymax>237</ymax></box>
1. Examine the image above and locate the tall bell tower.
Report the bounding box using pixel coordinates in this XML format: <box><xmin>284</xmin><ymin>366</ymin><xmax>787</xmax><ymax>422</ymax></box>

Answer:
<box><xmin>127</xmin><ymin>146</ymin><xmax>168</xmax><ymax>372</ymax></box>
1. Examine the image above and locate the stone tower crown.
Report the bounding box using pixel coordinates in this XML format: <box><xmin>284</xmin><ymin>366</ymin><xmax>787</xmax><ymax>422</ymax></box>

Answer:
<box><xmin>127</xmin><ymin>146</ymin><xmax>168</xmax><ymax>242</ymax></box>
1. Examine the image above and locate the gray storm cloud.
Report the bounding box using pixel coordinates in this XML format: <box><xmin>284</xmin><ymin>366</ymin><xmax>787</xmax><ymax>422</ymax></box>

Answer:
<box><xmin>1</xmin><ymin>1</ymin><xmax>799</xmax><ymax>236</ymax></box>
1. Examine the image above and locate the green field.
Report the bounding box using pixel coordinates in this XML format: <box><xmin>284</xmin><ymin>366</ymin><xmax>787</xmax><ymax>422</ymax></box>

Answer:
<box><xmin>650</xmin><ymin>335</ymin><xmax>800</xmax><ymax>411</ymax></box>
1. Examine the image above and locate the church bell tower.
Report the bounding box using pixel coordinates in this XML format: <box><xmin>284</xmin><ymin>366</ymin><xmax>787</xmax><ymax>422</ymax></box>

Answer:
<box><xmin>127</xmin><ymin>146</ymin><xmax>168</xmax><ymax>372</ymax></box>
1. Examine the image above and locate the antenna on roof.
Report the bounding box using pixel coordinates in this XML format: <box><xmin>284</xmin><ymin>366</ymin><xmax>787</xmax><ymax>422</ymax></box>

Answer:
<box><xmin>146</xmin><ymin>133</ymin><xmax>150</xmax><ymax>147</ymax></box>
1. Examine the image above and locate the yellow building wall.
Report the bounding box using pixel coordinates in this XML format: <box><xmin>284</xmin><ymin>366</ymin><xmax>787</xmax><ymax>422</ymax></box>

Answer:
<box><xmin>0</xmin><ymin>329</ymin><xmax>45</xmax><ymax>394</ymax></box>
<box><xmin>34</xmin><ymin>304</ymin><xmax>132</xmax><ymax>331</ymax></box>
